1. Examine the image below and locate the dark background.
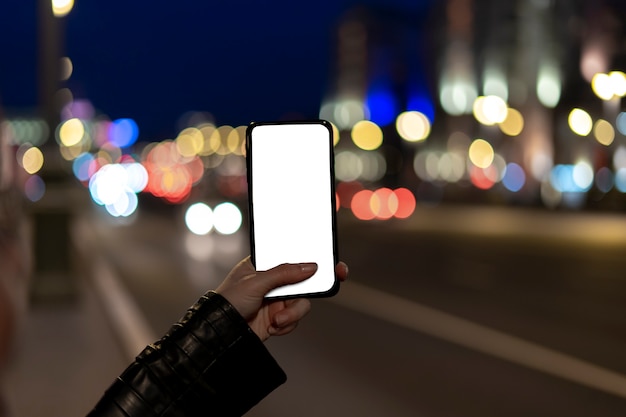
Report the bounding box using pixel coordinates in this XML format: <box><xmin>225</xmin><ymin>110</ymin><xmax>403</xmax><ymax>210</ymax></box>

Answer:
<box><xmin>0</xmin><ymin>0</ymin><xmax>434</xmax><ymax>139</ymax></box>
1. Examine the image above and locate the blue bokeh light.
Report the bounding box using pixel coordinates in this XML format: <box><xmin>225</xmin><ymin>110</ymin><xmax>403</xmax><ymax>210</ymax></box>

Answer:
<box><xmin>502</xmin><ymin>163</ymin><xmax>526</xmax><ymax>192</ymax></box>
<box><xmin>109</xmin><ymin>118</ymin><xmax>139</xmax><ymax>148</ymax></box>
<box><xmin>73</xmin><ymin>152</ymin><xmax>95</xmax><ymax>182</ymax></box>
<box><xmin>407</xmin><ymin>94</ymin><xmax>435</xmax><ymax>123</ymax></box>
<box><xmin>366</xmin><ymin>87</ymin><xmax>397</xmax><ymax>126</ymax></box>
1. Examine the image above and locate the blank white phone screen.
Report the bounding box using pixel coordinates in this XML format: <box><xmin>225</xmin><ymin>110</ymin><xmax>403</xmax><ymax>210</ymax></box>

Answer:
<box><xmin>250</xmin><ymin>123</ymin><xmax>336</xmax><ymax>298</ymax></box>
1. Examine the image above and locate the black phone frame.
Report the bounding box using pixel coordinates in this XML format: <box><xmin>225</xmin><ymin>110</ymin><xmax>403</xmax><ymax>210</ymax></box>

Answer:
<box><xmin>245</xmin><ymin>119</ymin><xmax>340</xmax><ymax>299</ymax></box>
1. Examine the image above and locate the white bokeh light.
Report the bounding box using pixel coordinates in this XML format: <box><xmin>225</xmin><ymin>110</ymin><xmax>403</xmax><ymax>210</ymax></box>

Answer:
<box><xmin>185</xmin><ymin>203</ymin><xmax>214</xmax><ymax>235</ymax></box>
<box><xmin>214</xmin><ymin>202</ymin><xmax>242</xmax><ymax>235</ymax></box>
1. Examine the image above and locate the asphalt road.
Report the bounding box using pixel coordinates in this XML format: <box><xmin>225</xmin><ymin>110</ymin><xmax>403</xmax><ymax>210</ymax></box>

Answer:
<box><xmin>89</xmin><ymin>204</ymin><xmax>626</xmax><ymax>416</ymax></box>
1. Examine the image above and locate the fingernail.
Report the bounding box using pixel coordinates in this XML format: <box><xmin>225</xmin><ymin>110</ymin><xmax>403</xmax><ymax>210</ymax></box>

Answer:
<box><xmin>273</xmin><ymin>314</ymin><xmax>287</xmax><ymax>327</ymax></box>
<box><xmin>300</xmin><ymin>263</ymin><xmax>318</xmax><ymax>273</ymax></box>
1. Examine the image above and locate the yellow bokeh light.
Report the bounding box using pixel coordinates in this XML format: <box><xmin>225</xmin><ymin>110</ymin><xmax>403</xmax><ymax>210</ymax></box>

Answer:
<box><xmin>396</xmin><ymin>111</ymin><xmax>431</xmax><ymax>142</ymax></box>
<box><xmin>468</xmin><ymin>139</ymin><xmax>494</xmax><ymax>168</ymax></box>
<box><xmin>176</xmin><ymin>127</ymin><xmax>204</xmax><ymax>157</ymax></box>
<box><xmin>227</xmin><ymin>126</ymin><xmax>246</xmax><ymax>155</ymax></box>
<box><xmin>52</xmin><ymin>0</ymin><xmax>74</xmax><ymax>17</ymax></box>
<box><xmin>58</xmin><ymin>118</ymin><xmax>85</xmax><ymax>147</ymax></box>
<box><xmin>482</xmin><ymin>95</ymin><xmax>508</xmax><ymax>124</ymax></box>
<box><xmin>472</xmin><ymin>96</ymin><xmax>491</xmax><ymax>125</ymax></box>
<box><xmin>199</xmin><ymin>124</ymin><xmax>219</xmax><ymax>156</ymax></box>
<box><xmin>591</xmin><ymin>73</ymin><xmax>614</xmax><ymax>100</ymax></box>
<box><xmin>609</xmin><ymin>71</ymin><xmax>626</xmax><ymax>97</ymax></box>
<box><xmin>498</xmin><ymin>107</ymin><xmax>524</xmax><ymax>136</ymax></box>
<box><xmin>60</xmin><ymin>142</ymin><xmax>87</xmax><ymax>161</ymax></box>
<box><xmin>60</xmin><ymin>57</ymin><xmax>73</xmax><ymax>81</ymax></box>
<box><xmin>593</xmin><ymin>119</ymin><xmax>615</xmax><ymax>146</ymax></box>
<box><xmin>217</xmin><ymin>126</ymin><xmax>234</xmax><ymax>155</ymax></box>
<box><xmin>473</xmin><ymin>95</ymin><xmax>508</xmax><ymax>126</ymax></box>
<box><xmin>331</xmin><ymin>122</ymin><xmax>340</xmax><ymax>146</ymax></box>
<box><xmin>568</xmin><ymin>108</ymin><xmax>593</xmax><ymax>136</ymax></box>
<box><xmin>351</xmin><ymin>120</ymin><xmax>383</xmax><ymax>151</ymax></box>
<box><xmin>22</xmin><ymin>147</ymin><xmax>44</xmax><ymax>174</ymax></box>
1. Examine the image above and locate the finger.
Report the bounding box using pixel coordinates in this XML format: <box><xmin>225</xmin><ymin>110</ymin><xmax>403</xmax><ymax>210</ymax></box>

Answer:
<box><xmin>268</xmin><ymin>322</ymin><xmax>299</xmax><ymax>336</ymax></box>
<box><xmin>335</xmin><ymin>261</ymin><xmax>349</xmax><ymax>281</ymax></box>
<box><xmin>255</xmin><ymin>262</ymin><xmax>318</xmax><ymax>293</ymax></box>
<box><xmin>271</xmin><ymin>298</ymin><xmax>311</xmax><ymax>328</ymax></box>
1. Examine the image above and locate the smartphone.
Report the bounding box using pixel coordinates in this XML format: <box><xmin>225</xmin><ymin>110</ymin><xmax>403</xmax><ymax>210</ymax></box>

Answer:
<box><xmin>246</xmin><ymin>120</ymin><xmax>339</xmax><ymax>299</ymax></box>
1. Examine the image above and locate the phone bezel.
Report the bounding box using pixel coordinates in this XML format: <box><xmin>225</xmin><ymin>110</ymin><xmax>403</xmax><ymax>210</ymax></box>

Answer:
<box><xmin>245</xmin><ymin>119</ymin><xmax>340</xmax><ymax>299</ymax></box>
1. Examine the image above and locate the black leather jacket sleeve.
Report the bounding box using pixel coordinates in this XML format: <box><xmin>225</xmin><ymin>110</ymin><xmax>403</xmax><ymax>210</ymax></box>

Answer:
<box><xmin>86</xmin><ymin>291</ymin><xmax>287</xmax><ymax>417</ymax></box>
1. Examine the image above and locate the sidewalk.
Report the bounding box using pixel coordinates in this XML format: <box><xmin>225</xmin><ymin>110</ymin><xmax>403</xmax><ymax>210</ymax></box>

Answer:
<box><xmin>3</xmin><ymin>217</ymin><xmax>130</xmax><ymax>417</ymax></box>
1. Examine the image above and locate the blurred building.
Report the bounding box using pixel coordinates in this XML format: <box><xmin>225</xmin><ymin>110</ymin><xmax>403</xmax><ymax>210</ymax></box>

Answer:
<box><xmin>324</xmin><ymin>0</ymin><xmax>626</xmax><ymax>212</ymax></box>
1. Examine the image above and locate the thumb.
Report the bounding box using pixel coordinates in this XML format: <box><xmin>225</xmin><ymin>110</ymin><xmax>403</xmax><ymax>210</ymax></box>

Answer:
<box><xmin>255</xmin><ymin>262</ymin><xmax>318</xmax><ymax>294</ymax></box>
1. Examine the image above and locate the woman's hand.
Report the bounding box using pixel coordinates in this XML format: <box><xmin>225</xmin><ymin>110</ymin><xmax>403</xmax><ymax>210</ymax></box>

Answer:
<box><xmin>216</xmin><ymin>257</ymin><xmax>349</xmax><ymax>341</ymax></box>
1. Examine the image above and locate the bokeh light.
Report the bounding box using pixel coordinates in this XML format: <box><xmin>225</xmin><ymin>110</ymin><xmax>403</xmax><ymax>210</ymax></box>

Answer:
<box><xmin>537</xmin><ymin>62</ymin><xmax>561</xmax><ymax>108</ymax></box>
<box><xmin>473</xmin><ymin>95</ymin><xmax>508</xmax><ymax>126</ymax></box>
<box><xmin>396</xmin><ymin>111</ymin><xmax>430</xmax><ymax>142</ymax></box>
<box><xmin>109</xmin><ymin>118</ymin><xmax>139</xmax><ymax>148</ymax></box>
<box><xmin>596</xmin><ymin>167</ymin><xmax>614</xmax><ymax>193</ymax></box>
<box><xmin>72</xmin><ymin>152</ymin><xmax>95</xmax><ymax>182</ymax></box>
<box><xmin>502</xmin><ymin>163</ymin><xmax>526</xmax><ymax>192</ymax></box>
<box><xmin>370</xmin><ymin>187</ymin><xmax>397</xmax><ymax>220</ymax></box>
<box><xmin>24</xmin><ymin>175</ymin><xmax>45</xmax><ymax>202</ymax></box>
<box><xmin>616</xmin><ymin>112</ymin><xmax>626</xmax><ymax>135</ymax></box>
<box><xmin>468</xmin><ymin>139</ymin><xmax>494</xmax><ymax>168</ymax></box>
<box><xmin>58</xmin><ymin>118</ymin><xmax>85</xmax><ymax>147</ymax></box>
<box><xmin>593</xmin><ymin>119</ymin><xmax>615</xmax><ymax>146</ymax></box>
<box><xmin>185</xmin><ymin>202</ymin><xmax>214</xmax><ymax>235</ymax></box>
<box><xmin>393</xmin><ymin>188</ymin><xmax>416</xmax><ymax>219</ymax></box>
<box><xmin>52</xmin><ymin>0</ymin><xmax>74</xmax><ymax>17</ymax></box>
<box><xmin>21</xmin><ymin>147</ymin><xmax>44</xmax><ymax>174</ymax></box>
<box><xmin>568</xmin><ymin>108</ymin><xmax>593</xmax><ymax>136</ymax></box>
<box><xmin>213</xmin><ymin>202</ymin><xmax>242</xmax><ymax>235</ymax></box>
<box><xmin>351</xmin><ymin>120</ymin><xmax>383</xmax><ymax>151</ymax></box>
<box><xmin>591</xmin><ymin>73</ymin><xmax>614</xmax><ymax>100</ymax></box>
<box><xmin>351</xmin><ymin>189</ymin><xmax>376</xmax><ymax>220</ymax></box>
<box><xmin>498</xmin><ymin>108</ymin><xmax>524</xmax><ymax>136</ymax></box>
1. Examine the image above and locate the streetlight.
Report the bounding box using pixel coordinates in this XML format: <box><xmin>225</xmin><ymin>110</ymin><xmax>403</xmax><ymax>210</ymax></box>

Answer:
<box><xmin>52</xmin><ymin>0</ymin><xmax>74</xmax><ymax>17</ymax></box>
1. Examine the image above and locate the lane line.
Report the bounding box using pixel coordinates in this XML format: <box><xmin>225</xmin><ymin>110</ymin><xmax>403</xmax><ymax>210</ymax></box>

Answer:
<box><xmin>72</xmin><ymin>216</ymin><xmax>156</xmax><ymax>361</ymax></box>
<box><xmin>330</xmin><ymin>281</ymin><xmax>626</xmax><ymax>399</ymax></box>
<box><xmin>92</xmin><ymin>256</ymin><xmax>156</xmax><ymax>361</ymax></box>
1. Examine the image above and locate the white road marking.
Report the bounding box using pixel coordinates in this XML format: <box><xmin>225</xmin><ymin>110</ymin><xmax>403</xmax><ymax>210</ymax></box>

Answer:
<box><xmin>73</xmin><ymin>216</ymin><xmax>156</xmax><ymax>361</ymax></box>
<box><xmin>92</xmin><ymin>257</ymin><xmax>156</xmax><ymax>361</ymax></box>
<box><xmin>330</xmin><ymin>281</ymin><xmax>626</xmax><ymax>399</ymax></box>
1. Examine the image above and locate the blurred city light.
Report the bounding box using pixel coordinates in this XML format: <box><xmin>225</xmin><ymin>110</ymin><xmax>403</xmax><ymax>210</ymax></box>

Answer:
<box><xmin>51</xmin><ymin>0</ymin><xmax>74</xmax><ymax>17</ymax></box>
<box><xmin>366</xmin><ymin>86</ymin><xmax>397</xmax><ymax>126</ymax></box>
<box><xmin>185</xmin><ymin>203</ymin><xmax>214</xmax><ymax>235</ymax></box>
<box><xmin>109</xmin><ymin>118</ymin><xmax>139</xmax><ymax>148</ymax></box>
<box><xmin>468</xmin><ymin>139</ymin><xmax>495</xmax><ymax>169</ymax></box>
<box><xmin>88</xmin><ymin>163</ymin><xmax>145</xmax><ymax>217</ymax></box>
<box><xmin>24</xmin><ymin>175</ymin><xmax>46</xmax><ymax>202</ymax></box>
<box><xmin>396</xmin><ymin>111</ymin><xmax>430</xmax><ymax>142</ymax></box>
<box><xmin>351</xmin><ymin>120</ymin><xmax>383</xmax><ymax>150</ymax></box>
<box><xmin>593</xmin><ymin>119</ymin><xmax>615</xmax><ymax>146</ymax></box>
<box><xmin>498</xmin><ymin>108</ymin><xmax>524</xmax><ymax>137</ymax></box>
<box><xmin>502</xmin><ymin>163</ymin><xmax>526</xmax><ymax>192</ymax></box>
<box><xmin>213</xmin><ymin>202</ymin><xmax>242</xmax><ymax>235</ymax></box>
<box><xmin>568</xmin><ymin>108</ymin><xmax>593</xmax><ymax>136</ymax></box>
<box><xmin>57</xmin><ymin>118</ymin><xmax>85</xmax><ymax>147</ymax></box>
<box><xmin>21</xmin><ymin>146</ymin><xmax>44</xmax><ymax>175</ymax></box>
<box><xmin>591</xmin><ymin>73</ymin><xmax>615</xmax><ymax>100</ymax></box>
<box><xmin>473</xmin><ymin>95</ymin><xmax>508</xmax><ymax>126</ymax></box>
<box><xmin>596</xmin><ymin>167</ymin><xmax>614</xmax><ymax>193</ymax></box>
<box><xmin>536</xmin><ymin>62</ymin><xmax>561</xmax><ymax>108</ymax></box>
<box><xmin>9</xmin><ymin>0</ymin><xmax>626</xmax><ymax>218</ymax></box>
<box><xmin>59</xmin><ymin>57</ymin><xmax>73</xmax><ymax>81</ymax></box>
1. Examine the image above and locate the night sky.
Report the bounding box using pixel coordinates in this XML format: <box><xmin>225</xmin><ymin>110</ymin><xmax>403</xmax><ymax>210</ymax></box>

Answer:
<box><xmin>0</xmin><ymin>0</ymin><xmax>433</xmax><ymax>141</ymax></box>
